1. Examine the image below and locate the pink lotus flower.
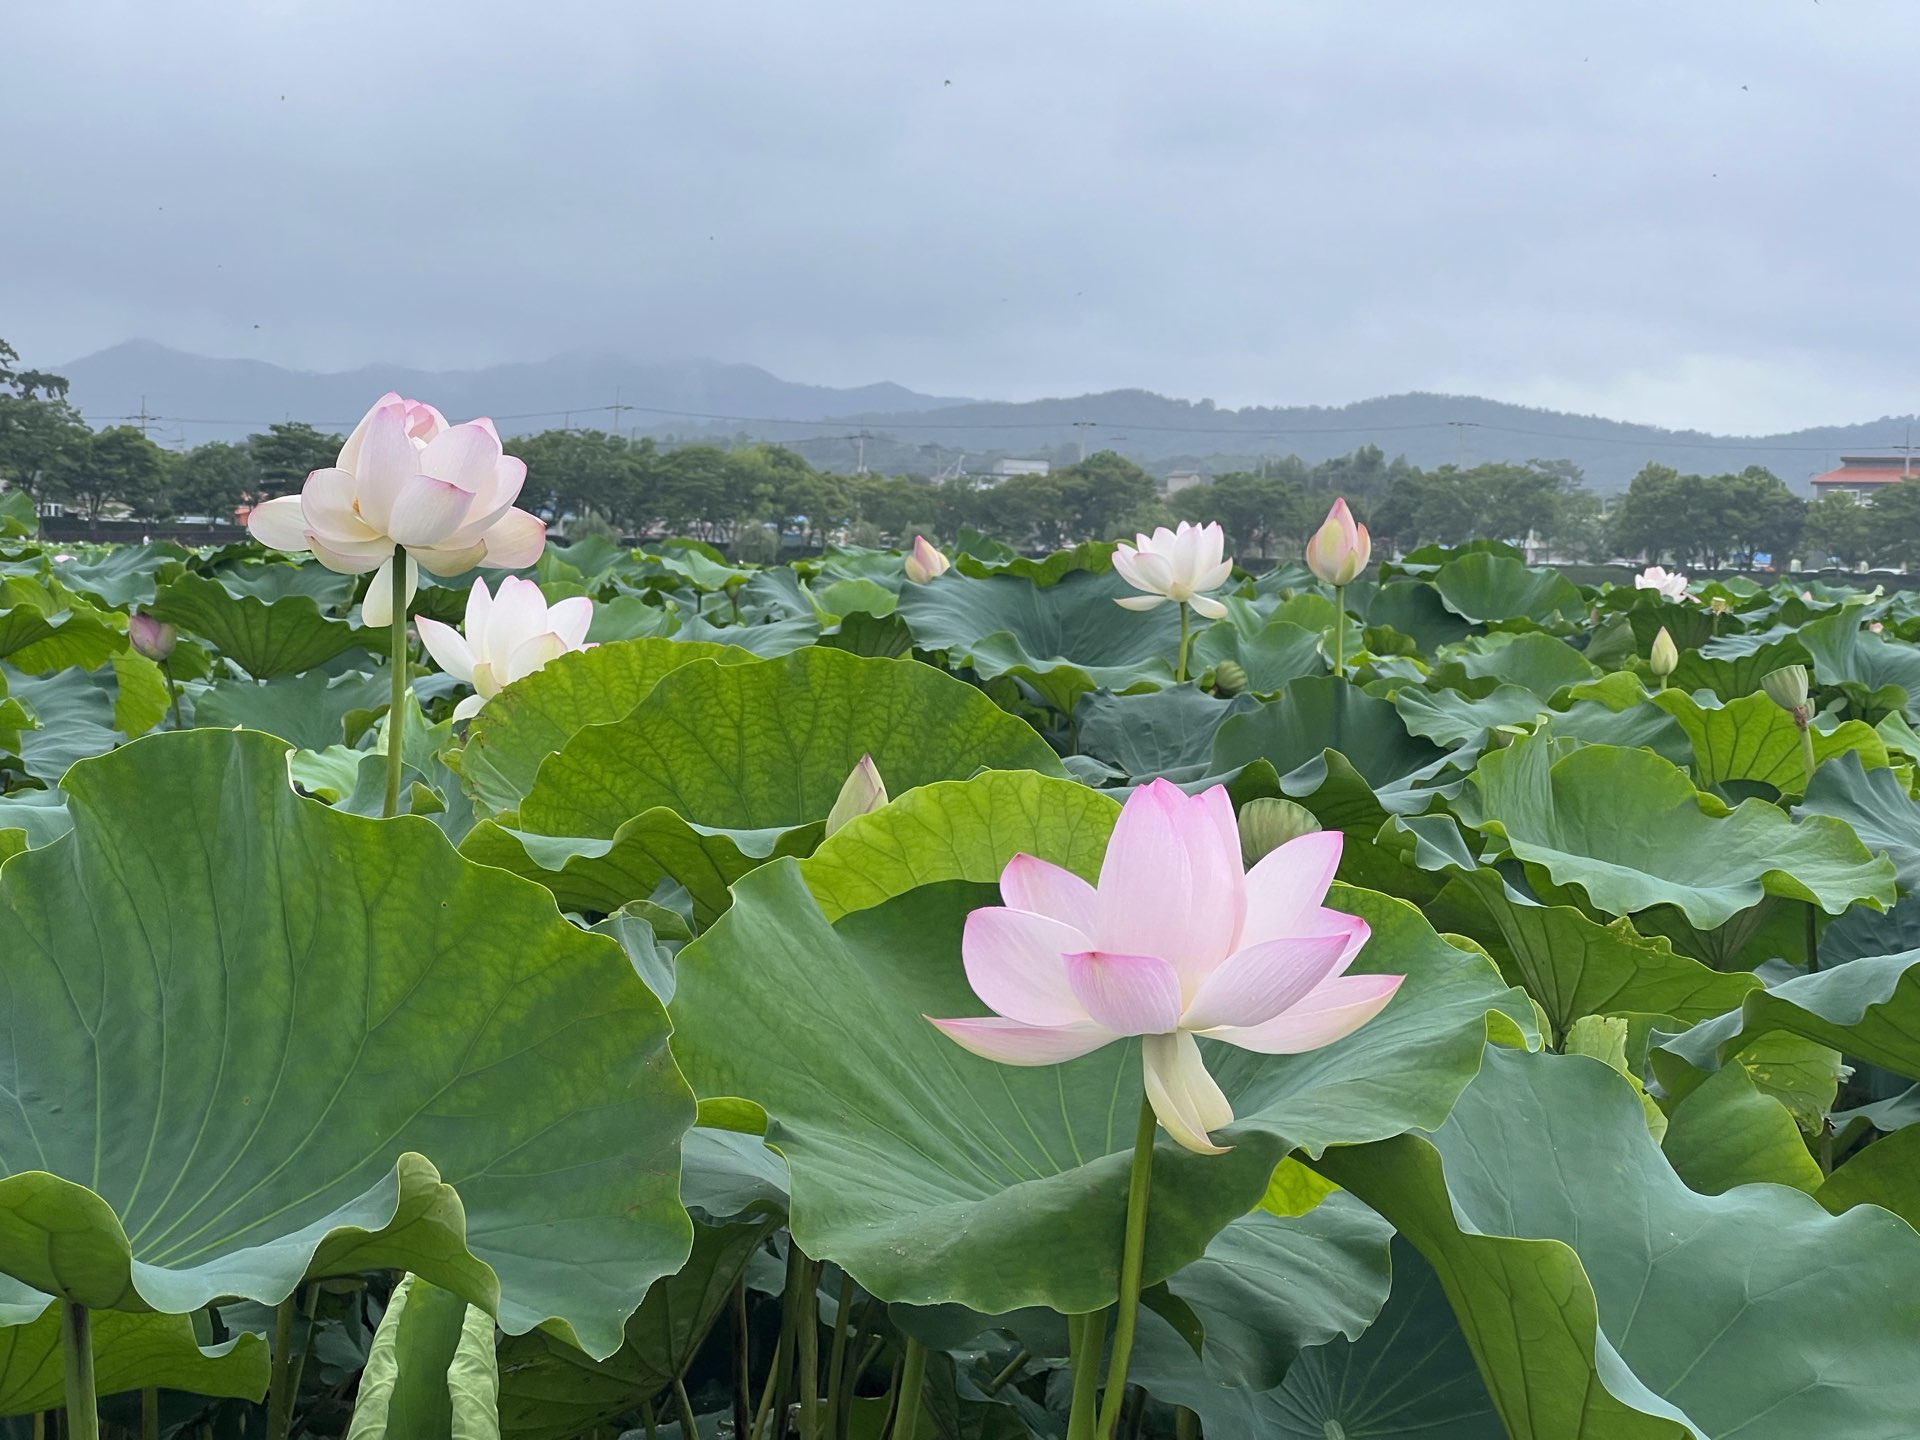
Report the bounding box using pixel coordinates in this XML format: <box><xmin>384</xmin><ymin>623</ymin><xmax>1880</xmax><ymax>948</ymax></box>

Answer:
<box><xmin>246</xmin><ymin>392</ymin><xmax>547</xmax><ymax>625</ymax></box>
<box><xmin>904</xmin><ymin>535</ymin><xmax>950</xmax><ymax>584</ymax></box>
<box><xmin>127</xmin><ymin>611</ymin><xmax>177</xmax><ymax>662</ymax></box>
<box><xmin>1305</xmin><ymin>498</ymin><xmax>1370</xmax><ymax>587</ymax></box>
<box><xmin>1113</xmin><ymin>521</ymin><xmax>1233</xmax><ymax>618</ymax></box>
<box><xmin>927</xmin><ymin>779</ymin><xmax>1402</xmax><ymax>1154</ymax></box>
<box><xmin>416</xmin><ymin>576</ymin><xmax>592</xmax><ymax>721</ymax></box>
<box><xmin>1634</xmin><ymin>565</ymin><xmax>1690</xmax><ymax>602</ymax></box>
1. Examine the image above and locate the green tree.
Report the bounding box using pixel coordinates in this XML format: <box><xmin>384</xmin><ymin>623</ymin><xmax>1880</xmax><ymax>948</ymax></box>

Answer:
<box><xmin>249</xmin><ymin>422</ymin><xmax>343</xmax><ymax>497</ymax></box>
<box><xmin>49</xmin><ymin>425</ymin><xmax>170</xmax><ymax>520</ymax></box>
<box><xmin>166</xmin><ymin>440</ymin><xmax>261</xmax><ymax>519</ymax></box>
<box><xmin>0</xmin><ymin>338</ymin><xmax>88</xmax><ymax>499</ymax></box>
<box><xmin>1803</xmin><ymin>491</ymin><xmax>1880</xmax><ymax>568</ymax></box>
<box><xmin>1054</xmin><ymin>451</ymin><xmax>1156</xmax><ymax>539</ymax></box>
<box><xmin>1863</xmin><ymin>479</ymin><xmax>1920</xmax><ymax>571</ymax></box>
<box><xmin>1176</xmin><ymin>470</ymin><xmax>1308</xmax><ymax>559</ymax></box>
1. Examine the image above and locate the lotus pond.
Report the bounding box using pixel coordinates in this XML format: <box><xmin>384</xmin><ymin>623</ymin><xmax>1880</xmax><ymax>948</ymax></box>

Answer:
<box><xmin>6</xmin><ymin>491</ymin><xmax>1920</xmax><ymax>1439</ymax></box>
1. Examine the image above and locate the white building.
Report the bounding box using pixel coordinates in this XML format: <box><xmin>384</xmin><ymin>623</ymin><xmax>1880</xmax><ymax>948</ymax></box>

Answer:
<box><xmin>987</xmin><ymin>458</ymin><xmax>1051</xmax><ymax>481</ymax></box>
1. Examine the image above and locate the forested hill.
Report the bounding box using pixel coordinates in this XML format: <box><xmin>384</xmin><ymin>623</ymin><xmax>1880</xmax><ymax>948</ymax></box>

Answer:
<box><xmin>59</xmin><ymin>342</ymin><xmax>1920</xmax><ymax>491</ymax></box>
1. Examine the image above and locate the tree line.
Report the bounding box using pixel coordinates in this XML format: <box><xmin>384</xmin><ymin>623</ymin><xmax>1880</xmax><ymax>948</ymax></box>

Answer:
<box><xmin>2</xmin><ymin>338</ymin><xmax>1912</xmax><ymax>567</ymax></box>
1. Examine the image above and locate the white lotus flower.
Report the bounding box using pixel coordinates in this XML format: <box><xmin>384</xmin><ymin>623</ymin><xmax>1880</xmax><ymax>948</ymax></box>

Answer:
<box><xmin>1113</xmin><ymin>522</ymin><xmax>1233</xmax><ymax>619</ymax></box>
<box><xmin>1634</xmin><ymin>566</ymin><xmax>1691</xmax><ymax>603</ymax></box>
<box><xmin>416</xmin><ymin>577</ymin><xmax>593</xmax><ymax>720</ymax></box>
<box><xmin>246</xmin><ymin>392</ymin><xmax>547</xmax><ymax>625</ymax></box>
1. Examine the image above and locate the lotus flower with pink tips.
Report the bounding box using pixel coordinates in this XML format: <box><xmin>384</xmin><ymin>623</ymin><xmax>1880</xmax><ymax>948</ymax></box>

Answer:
<box><xmin>246</xmin><ymin>392</ymin><xmax>547</xmax><ymax>625</ymax></box>
<box><xmin>927</xmin><ymin>778</ymin><xmax>1403</xmax><ymax>1154</ymax></box>
<box><xmin>417</xmin><ymin>576</ymin><xmax>593</xmax><ymax>721</ymax></box>
<box><xmin>1112</xmin><ymin>521</ymin><xmax>1233</xmax><ymax>618</ymax></box>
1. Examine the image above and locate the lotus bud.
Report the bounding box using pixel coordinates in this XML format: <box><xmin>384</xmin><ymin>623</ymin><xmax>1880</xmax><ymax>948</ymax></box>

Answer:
<box><xmin>1709</xmin><ymin>596</ymin><xmax>1731</xmax><ymax>616</ymax></box>
<box><xmin>1237</xmin><ymin>796</ymin><xmax>1321</xmax><ymax>867</ymax></box>
<box><xmin>825</xmin><ymin>753</ymin><xmax>889</xmax><ymax>835</ymax></box>
<box><xmin>1304</xmin><ymin>498</ymin><xmax>1370</xmax><ymax>587</ymax></box>
<box><xmin>1212</xmin><ymin>659</ymin><xmax>1248</xmax><ymax>696</ymax></box>
<box><xmin>128</xmin><ymin>612</ymin><xmax>178</xmax><ymax>662</ymax></box>
<box><xmin>904</xmin><ymin>535</ymin><xmax>950</xmax><ymax>585</ymax></box>
<box><xmin>1762</xmin><ymin>664</ymin><xmax>1811</xmax><ymax>716</ymax></box>
<box><xmin>1649</xmin><ymin>626</ymin><xmax>1678</xmax><ymax>679</ymax></box>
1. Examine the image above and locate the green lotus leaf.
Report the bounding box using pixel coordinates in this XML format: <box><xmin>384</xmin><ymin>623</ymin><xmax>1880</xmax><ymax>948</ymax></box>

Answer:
<box><xmin>1073</xmin><ymin>687</ymin><xmax>1253</xmax><ymax>783</ymax></box>
<box><xmin>495</xmin><ymin>1216</ymin><xmax>777</xmax><ymax>1440</ymax></box>
<box><xmin>1818</xmin><ymin>1123</ymin><xmax>1920</xmax><ymax>1228</ymax></box>
<box><xmin>799</xmin><ymin>770</ymin><xmax>1118</xmax><ymax>923</ymax></box>
<box><xmin>669</xmin><ymin>858</ymin><xmax>1531</xmax><ymax>1314</ymax></box>
<box><xmin>1367</xmin><ymin>579</ymin><xmax>1475</xmax><ymax>652</ymax></box>
<box><xmin>457</xmin><ymin>637</ymin><xmax>758</xmax><ymax>817</ymax></box>
<box><xmin>1384</xmin><ymin>815</ymin><xmax>1760</xmax><ymax>1040</ymax></box>
<box><xmin>671</xmin><ymin>614</ymin><xmax>819</xmax><ymax>655</ymax></box>
<box><xmin>1658</xmin><ymin>1061</ymin><xmax>1823</xmax><ymax>1195</ymax></box>
<box><xmin>344</xmin><ymin>1273</ymin><xmax>499</xmax><ymax>1440</ymax></box>
<box><xmin>1670</xmin><ymin>626</ymin><xmax>1811</xmax><ymax>702</ymax></box>
<box><xmin>192</xmin><ymin>669</ymin><xmax>389</xmax><ymax>751</ymax></box>
<box><xmin>50</xmin><ymin>544</ymin><xmax>189</xmax><ymax>608</ymax></box>
<box><xmin>1796</xmin><ymin>752</ymin><xmax>1920</xmax><ymax>890</ymax></box>
<box><xmin>1654</xmin><ymin>948</ymin><xmax>1920</xmax><ymax>1082</ymax></box>
<box><xmin>207</xmin><ymin>560</ymin><xmax>358</xmax><ymax>607</ymax></box>
<box><xmin>0</xmin><ymin>729</ymin><xmax>694</xmax><ymax>1358</ymax></box>
<box><xmin>0</xmin><ymin>1304</ymin><xmax>269</xmax><ymax>1416</ymax></box>
<box><xmin>1437</xmin><ymin>631</ymin><xmax>1597</xmax><ymax>697</ymax></box>
<box><xmin>151</xmin><ymin>571</ymin><xmax>369</xmax><ymax>679</ymax></box>
<box><xmin>0</xmin><ymin>580</ymin><xmax>123</xmax><ymax>673</ymax></box>
<box><xmin>9</xmin><ymin>669</ymin><xmax>125</xmax><ymax>783</ymax></box>
<box><xmin>1651</xmin><ymin>688</ymin><xmax>1888</xmax><ymax>796</ymax></box>
<box><xmin>894</xmin><ymin>569</ymin><xmax>1181</xmax><ymax>712</ymax></box>
<box><xmin>1394</xmin><ymin>683</ymin><xmax>1544</xmax><ymax>748</ymax></box>
<box><xmin>1212</xmin><ymin>676</ymin><xmax>1446</xmax><ymax>789</ymax></box>
<box><xmin>1430</xmin><ymin>553</ymin><xmax>1582</xmax><ymax>626</ymax></box>
<box><xmin>512</xmin><ymin>647</ymin><xmax>1063</xmax><ymax>845</ymax></box>
<box><xmin>1189</xmin><ymin>618</ymin><xmax>1325</xmax><ymax>694</ymax></box>
<box><xmin>1460</xmin><ymin>733</ymin><xmax>1895</xmax><ymax>928</ymax></box>
<box><xmin>1799</xmin><ymin>607</ymin><xmax>1920</xmax><ymax>699</ymax></box>
<box><xmin>1129</xmin><ymin>1237</ymin><xmax>1497</xmax><ymax>1440</ymax></box>
<box><xmin>1320</xmin><ymin>1046</ymin><xmax>1920</xmax><ymax>1439</ymax></box>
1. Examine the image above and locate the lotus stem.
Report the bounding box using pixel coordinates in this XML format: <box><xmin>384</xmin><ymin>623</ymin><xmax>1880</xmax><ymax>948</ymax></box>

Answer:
<box><xmin>797</xmin><ymin>1258</ymin><xmax>821</xmax><ymax>1440</ymax></box>
<box><xmin>823</xmin><ymin>1270</ymin><xmax>853</xmax><ymax>1438</ymax></box>
<box><xmin>265</xmin><ymin>1291</ymin><xmax>298</xmax><ymax>1440</ymax></box>
<box><xmin>1175</xmin><ymin>603</ymin><xmax>1193</xmax><ymax>685</ymax></box>
<box><xmin>1797</xmin><ymin>721</ymin><xmax>1817</xmax><ymax>792</ymax></box>
<box><xmin>734</xmin><ymin>1274</ymin><xmax>754</xmax><ymax>1440</ymax></box>
<box><xmin>60</xmin><ymin>1302</ymin><xmax>98</xmax><ymax>1440</ymax></box>
<box><xmin>750</xmin><ymin>1315</ymin><xmax>789</xmax><ymax>1440</ymax></box>
<box><xmin>891</xmin><ymin>1338</ymin><xmax>927</xmax><ymax>1440</ymax></box>
<box><xmin>674</xmin><ymin>1376</ymin><xmax>702</xmax><ymax>1440</ymax></box>
<box><xmin>1807</xmin><ymin>903</ymin><xmax>1821</xmax><ymax>975</ymax></box>
<box><xmin>984</xmin><ymin>1347</ymin><xmax>1029</xmax><ymax>1395</ymax></box>
<box><xmin>641</xmin><ymin>1396</ymin><xmax>659</xmax><ymax>1440</ymax></box>
<box><xmin>142</xmin><ymin>1388</ymin><xmax>159</xmax><ymax>1440</ymax></box>
<box><xmin>383</xmin><ymin>551</ymin><xmax>409</xmax><ymax>819</ymax></box>
<box><xmin>162</xmin><ymin>660</ymin><xmax>184</xmax><ymax>731</ymax></box>
<box><xmin>1332</xmin><ymin>583</ymin><xmax>1346</xmax><ymax>675</ymax></box>
<box><xmin>1175</xmin><ymin>1406</ymin><xmax>1200</xmax><ymax>1440</ymax></box>
<box><xmin>1096</xmin><ymin>1095</ymin><xmax>1159</xmax><ymax>1439</ymax></box>
<box><xmin>285</xmin><ymin>1285</ymin><xmax>321</xmax><ymax>1418</ymax></box>
<box><xmin>1064</xmin><ymin>1309</ymin><xmax>1108</xmax><ymax>1440</ymax></box>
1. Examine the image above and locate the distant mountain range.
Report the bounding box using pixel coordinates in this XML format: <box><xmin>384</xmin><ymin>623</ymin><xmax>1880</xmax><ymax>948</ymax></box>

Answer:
<box><xmin>57</xmin><ymin>341</ymin><xmax>1920</xmax><ymax>492</ymax></box>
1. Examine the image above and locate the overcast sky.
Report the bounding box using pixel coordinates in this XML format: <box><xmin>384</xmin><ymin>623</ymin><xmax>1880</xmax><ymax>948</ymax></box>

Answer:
<box><xmin>6</xmin><ymin>1</ymin><xmax>1915</xmax><ymax>434</ymax></box>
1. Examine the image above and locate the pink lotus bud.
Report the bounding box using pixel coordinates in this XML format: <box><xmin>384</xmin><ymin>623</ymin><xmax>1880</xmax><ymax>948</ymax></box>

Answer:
<box><xmin>128</xmin><ymin>612</ymin><xmax>178</xmax><ymax>662</ymax></box>
<box><xmin>1304</xmin><ymin>499</ymin><xmax>1371</xmax><ymax>587</ymax></box>
<box><xmin>825</xmin><ymin>754</ymin><xmax>889</xmax><ymax>834</ymax></box>
<box><xmin>904</xmin><ymin>535</ymin><xmax>950</xmax><ymax>584</ymax></box>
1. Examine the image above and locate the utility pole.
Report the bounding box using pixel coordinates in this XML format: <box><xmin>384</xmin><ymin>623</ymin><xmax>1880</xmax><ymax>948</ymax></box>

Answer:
<box><xmin>608</xmin><ymin>388</ymin><xmax>632</xmax><ymax>436</ymax></box>
<box><xmin>854</xmin><ymin>430</ymin><xmax>872</xmax><ymax>476</ymax></box>
<box><xmin>1072</xmin><ymin>420</ymin><xmax>1096</xmax><ymax>462</ymax></box>
<box><xmin>132</xmin><ymin>395</ymin><xmax>161</xmax><ymax>436</ymax></box>
<box><xmin>1446</xmin><ymin>420</ymin><xmax>1475</xmax><ymax>468</ymax></box>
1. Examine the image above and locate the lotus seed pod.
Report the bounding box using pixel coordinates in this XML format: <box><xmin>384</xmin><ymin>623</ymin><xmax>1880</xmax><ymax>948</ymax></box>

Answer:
<box><xmin>1762</xmin><ymin>664</ymin><xmax>1810</xmax><ymax>713</ymax></box>
<box><xmin>1212</xmin><ymin>659</ymin><xmax>1248</xmax><ymax>696</ymax></box>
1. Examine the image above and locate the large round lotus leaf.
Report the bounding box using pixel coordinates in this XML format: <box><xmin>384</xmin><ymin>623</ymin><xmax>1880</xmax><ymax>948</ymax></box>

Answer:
<box><xmin>1189</xmin><ymin>619</ymin><xmax>1324</xmax><ymax>695</ymax></box>
<box><xmin>0</xmin><ymin>580</ymin><xmax>123</xmax><ymax>673</ymax></box>
<box><xmin>1460</xmin><ymin>733</ymin><xmax>1895</xmax><ymax>928</ymax></box>
<box><xmin>1438</xmin><ymin>632</ymin><xmax>1597</xmax><ymax>698</ymax></box>
<box><xmin>0</xmin><ymin>1303</ymin><xmax>268</xmax><ymax>1415</ymax></box>
<box><xmin>1668</xmin><ymin>626</ymin><xmax>1812</xmax><ymax>702</ymax></box>
<box><xmin>799</xmin><ymin>770</ymin><xmax>1119</xmax><ymax>922</ymax></box>
<box><xmin>1651</xmin><ymin>689</ymin><xmax>1889</xmax><ymax>797</ymax></box>
<box><xmin>0</xmin><ymin>729</ymin><xmax>694</xmax><ymax>1359</ymax></box>
<box><xmin>894</xmin><ymin>568</ymin><xmax>1181</xmax><ymax>712</ymax></box>
<box><xmin>669</xmin><ymin>858</ymin><xmax>1531</xmax><ymax>1315</ymax></box>
<box><xmin>1321</xmin><ymin>1047</ymin><xmax>1920</xmax><ymax>1439</ymax></box>
<box><xmin>151</xmin><ymin>571</ymin><xmax>368</xmax><ymax>679</ymax></box>
<box><xmin>1074</xmin><ymin>688</ymin><xmax>1253</xmax><ymax>784</ymax></box>
<box><xmin>1211</xmin><ymin>675</ymin><xmax>1446</xmax><ymax>787</ymax></box>
<box><xmin>1430</xmin><ymin>553</ymin><xmax>1583</xmax><ymax>625</ymax></box>
<box><xmin>1367</xmin><ymin>579</ymin><xmax>1475</xmax><ymax>653</ymax></box>
<box><xmin>458</xmin><ymin>637</ymin><xmax>759</xmax><ymax>817</ymax></box>
<box><xmin>193</xmin><ymin>669</ymin><xmax>388</xmax><ymax>751</ymax></box>
<box><xmin>515</xmin><ymin>648</ymin><xmax>1063</xmax><ymax>838</ymax></box>
<box><xmin>1800</xmin><ymin>607</ymin><xmax>1920</xmax><ymax>696</ymax></box>
<box><xmin>50</xmin><ymin>544</ymin><xmax>188</xmax><ymax>609</ymax></box>
<box><xmin>1394</xmin><ymin>683</ymin><xmax>1545</xmax><ymax>748</ymax></box>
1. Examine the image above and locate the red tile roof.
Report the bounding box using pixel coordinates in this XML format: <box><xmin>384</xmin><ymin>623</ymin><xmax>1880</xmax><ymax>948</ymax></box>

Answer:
<box><xmin>1812</xmin><ymin>466</ymin><xmax>1911</xmax><ymax>486</ymax></box>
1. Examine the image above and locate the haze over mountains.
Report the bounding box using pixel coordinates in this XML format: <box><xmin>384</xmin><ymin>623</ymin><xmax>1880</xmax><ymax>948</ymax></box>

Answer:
<box><xmin>59</xmin><ymin>341</ymin><xmax>1920</xmax><ymax>493</ymax></box>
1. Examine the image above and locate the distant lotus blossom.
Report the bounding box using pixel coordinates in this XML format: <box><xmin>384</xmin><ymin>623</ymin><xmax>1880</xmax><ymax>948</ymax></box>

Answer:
<box><xmin>1871</xmin><ymin>621</ymin><xmax>1886</xmax><ymax>634</ymax></box>
<box><xmin>1305</xmin><ymin>498</ymin><xmax>1371</xmax><ymax>587</ymax></box>
<box><xmin>1113</xmin><ymin>522</ymin><xmax>1233</xmax><ymax>619</ymax></box>
<box><xmin>927</xmin><ymin>779</ymin><xmax>1401</xmax><ymax>1154</ymax></box>
<box><xmin>416</xmin><ymin>576</ymin><xmax>592</xmax><ymax>721</ymax></box>
<box><xmin>1634</xmin><ymin>566</ymin><xmax>1691</xmax><ymax>602</ymax></box>
<box><xmin>246</xmin><ymin>392</ymin><xmax>547</xmax><ymax>625</ymax></box>
<box><xmin>904</xmin><ymin>535</ymin><xmax>950</xmax><ymax>584</ymax></box>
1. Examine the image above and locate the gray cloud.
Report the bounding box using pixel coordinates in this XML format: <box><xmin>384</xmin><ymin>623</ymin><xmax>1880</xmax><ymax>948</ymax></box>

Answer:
<box><xmin>7</xmin><ymin>0</ymin><xmax>1918</xmax><ymax>432</ymax></box>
